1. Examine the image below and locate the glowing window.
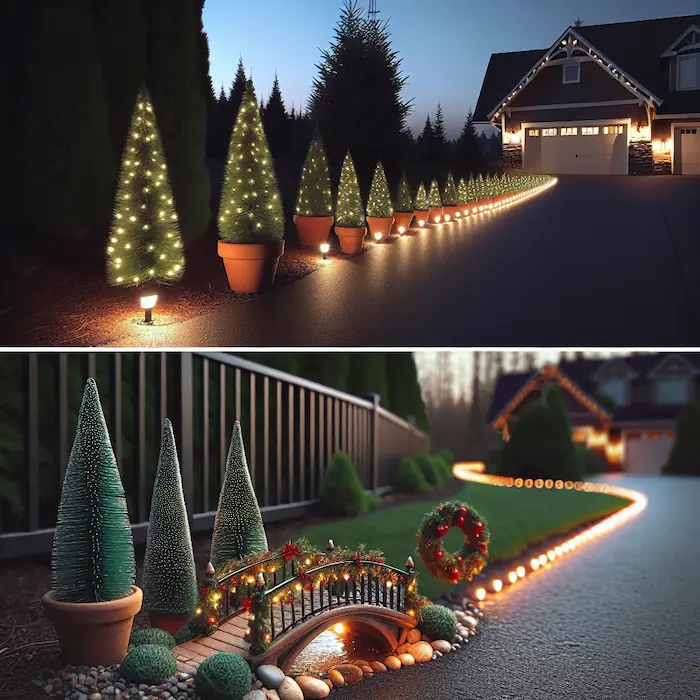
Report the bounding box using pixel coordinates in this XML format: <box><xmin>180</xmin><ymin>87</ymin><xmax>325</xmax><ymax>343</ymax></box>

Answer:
<box><xmin>528</xmin><ymin>129</ymin><xmax>540</xmax><ymax>136</ymax></box>
<box><xmin>542</xmin><ymin>128</ymin><xmax>557</xmax><ymax>136</ymax></box>
<box><xmin>582</xmin><ymin>126</ymin><xmax>600</xmax><ymax>135</ymax></box>
<box><xmin>603</xmin><ymin>125</ymin><xmax>624</xmax><ymax>135</ymax></box>
<box><xmin>561</xmin><ymin>127</ymin><xmax>578</xmax><ymax>136</ymax></box>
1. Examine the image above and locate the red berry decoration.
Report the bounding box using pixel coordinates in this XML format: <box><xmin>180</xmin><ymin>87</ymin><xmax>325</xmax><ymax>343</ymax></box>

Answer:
<box><xmin>417</xmin><ymin>501</ymin><xmax>490</xmax><ymax>584</ymax></box>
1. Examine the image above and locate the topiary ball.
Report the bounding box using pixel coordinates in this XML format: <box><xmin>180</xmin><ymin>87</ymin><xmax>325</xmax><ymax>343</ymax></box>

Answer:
<box><xmin>119</xmin><ymin>644</ymin><xmax>177</xmax><ymax>685</ymax></box>
<box><xmin>418</xmin><ymin>604</ymin><xmax>457</xmax><ymax>641</ymax></box>
<box><xmin>194</xmin><ymin>652</ymin><xmax>252</xmax><ymax>700</ymax></box>
<box><xmin>173</xmin><ymin>620</ymin><xmax>198</xmax><ymax>646</ymax></box>
<box><xmin>392</xmin><ymin>456</ymin><xmax>430</xmax><ymax>493</ymax></box>
<box><xmin>130</xmin><ymin>627</ymin><xmax>177</xmax><ymax>649</ymax></box>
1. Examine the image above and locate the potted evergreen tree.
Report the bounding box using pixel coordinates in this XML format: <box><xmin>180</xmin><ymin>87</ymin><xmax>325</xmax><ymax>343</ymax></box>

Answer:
<box><xmin>466</xmin><ymin>174</ymin><xmax>479</xmax><ymax>214</ymax></box>
<box><xmin>427</xmin><ymin>178</ymin><xmax>443</xmax><ymax>224</ymax></box>
<box><xmin>142</xmin><ymin>419</ymin><xmax>198</xmax><ymax>634</ymax></box>
<box><xmin>217</xmin><ymin>80</ymin><xmax>285</xmax><ymax>293</ymax></box>
<box><xmin>392</xmin><ymin>171</ymin><xmax>414</xmax><ymax>234</ymax></box>
<box><xmin>294</xmin><ymin>135</ymin><xmax>334</xmax><ymax>248</ymax></box>
<box><xmin>210</xmin><ymin>421</ymin><xmax>269</xmax><ymax>568</ymax></box>
<box><xmin>475</xmin><ymin>173</ymin><xmax>487</xmax><ymax>210</ymax></box>
<box><xmin>333</xmin><ymin>151</ymin><xmax>367</xmax><ymax>255</ymax></box>
<box><xmin>441</xmin><ymin>171</ymin><xmax>459</xmax><ymax>222</ymax></box>
<box><xmin>413</xmin><ymin>182</ymin><xmax>429</xmax><ymax>227</ymax></box>
<box><xmin>366</xmin><ymin>161</ymin><xmax>394</xmax><ymax>240</ymax></box>
<box><xmin>42</xmin><ymin>379</ymin><xmax>141</xmax><ymax>666</ymax></box>
<box><xmin>457</xmin><ymin>177</ymin><xmax>469</xmax><ymax>217</ymax></box>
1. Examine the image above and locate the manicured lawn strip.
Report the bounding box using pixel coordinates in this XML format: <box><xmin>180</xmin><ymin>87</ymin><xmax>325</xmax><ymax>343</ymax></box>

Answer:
<box><xmin>297</xmin><ymin>482</ymin><xmax>631</xmax><ymax>598</ymax></box>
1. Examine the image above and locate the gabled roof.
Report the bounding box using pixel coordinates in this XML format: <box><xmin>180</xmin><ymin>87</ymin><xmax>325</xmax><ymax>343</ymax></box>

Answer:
<box><xmin>475</xmin><ymin>14</ymin><xmax>700</xmax><ymax>123</ymax></box>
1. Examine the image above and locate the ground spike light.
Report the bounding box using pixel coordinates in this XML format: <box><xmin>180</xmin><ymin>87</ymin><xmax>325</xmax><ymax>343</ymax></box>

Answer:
<box><xmin>140</xmin><ymin>293</ymin><xmax>158</xmax><ymax>324</ymax></box>
<box><xmin>320</xmin><ymin>242</ymin><xmax>330</xmax><ymax>260</ymax></box>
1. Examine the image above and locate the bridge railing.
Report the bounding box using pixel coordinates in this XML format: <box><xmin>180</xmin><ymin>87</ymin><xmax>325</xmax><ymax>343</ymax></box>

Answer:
<box><xmin>0</xmin><ymin>352</ymin><xmax>430</xmax><ymax>559</ymax></box>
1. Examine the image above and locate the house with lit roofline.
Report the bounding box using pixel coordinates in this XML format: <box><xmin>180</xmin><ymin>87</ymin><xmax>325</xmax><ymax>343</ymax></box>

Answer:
<box><xmin>486</xmin><ymin>353</ymin><xmax>700</xmax><ymax>473</ymax></box>
<box><xmin>474</xmin><ymin>14</ymin><xmax>700</xmax><ymax>175</ymax></box>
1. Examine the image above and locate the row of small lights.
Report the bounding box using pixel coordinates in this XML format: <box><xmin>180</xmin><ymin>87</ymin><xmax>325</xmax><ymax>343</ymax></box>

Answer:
<box><xmin>318</xmin><ymin>178</ymin><xmax>557</xmax><ymax>258</ymax></box>
<box><xmin>451</xmin><ymin>463</ymin><xmax>647</xmax><ymax>603</ymax></box>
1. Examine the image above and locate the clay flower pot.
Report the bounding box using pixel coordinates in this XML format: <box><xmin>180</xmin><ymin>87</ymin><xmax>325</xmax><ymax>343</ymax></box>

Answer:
<box><xmin>442</xmin><ymin>205</ymin><xmax>459</xmax><ymax>222</ymax></box>
<box><xmin>293</xmin><ymin>215</ymin><xmax>333</xmax><ymax>248</ymax></box>
<box><xmin>428</xmin><ymin>207</ymin><xmax>443</xmax><ymax>224</ymax></box>
<box><xmin>42</xmin><ymin>586</ymin><xmax>143</xmax><ymax>667</ymax></box>
<box><xmin>149</xmin><ymin>612</ymin><xmax>190</xmax><ymax>635</ymax></box>
<box><xmin>392</xmin><ymin>211</ymin><xmax>414</xmax><ymax>235</ymax></box>
<box><xmin>413</xmin><ymin>209</ymin><xmax>429</xmax><ymax>227</ymax></box>
<box><xmin>366</xmin><ymin>216</ymin><xmax>395</xmax><ymax>240</ymax></box>
<box><xmin>335</xmin><ymin>226</ymin><xmax>367</xmax><ymax>255</ymax></box>
<box><xmin>217</xmin><ymin>239</ymin><xmax>285</xmax><ymax>293</ymax></box>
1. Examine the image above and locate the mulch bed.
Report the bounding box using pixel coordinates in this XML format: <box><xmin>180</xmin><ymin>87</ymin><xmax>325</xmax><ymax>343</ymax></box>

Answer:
<box><xmin>3</xmin><ymin>222</ymin><xmax>364</xmax><ymax>347</ymax></box>
<box><xmin>0</xmin><ymin>481</ymin><xmax>463</xmax><ymax>699</ymax></box>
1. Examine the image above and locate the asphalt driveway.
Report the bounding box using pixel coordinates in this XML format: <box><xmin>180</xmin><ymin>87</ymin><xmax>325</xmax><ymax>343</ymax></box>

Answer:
<box><xmin>346</xmin><ymin>475</ymin><xmax>700</xmax><ymax>700</ymax></box>
<box><xmin>120</xmin><ymin>176</ymin><xmax>700</xmax><ymax>347</ymax></box>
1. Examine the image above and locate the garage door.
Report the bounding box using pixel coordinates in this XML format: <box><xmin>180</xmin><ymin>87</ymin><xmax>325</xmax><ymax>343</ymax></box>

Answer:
<box><xmin>680</xmin><ymin>127</ymin><xmax>700</xmax><ymax>174</ymax></box>
<box><xmin>523</xmin><ymin>123</ymin><xmax>628</xmax><ymax>175</ymax></box>
<box><xmin>624</xmin><ymin>433</ymin><xmax>674</xmax><ymax>474</ymax></box>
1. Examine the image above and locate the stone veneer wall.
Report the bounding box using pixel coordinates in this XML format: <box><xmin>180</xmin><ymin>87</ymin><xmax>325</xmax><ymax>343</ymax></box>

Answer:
<box><xmin>628</xmin><ymin>141</ymin><xmax>653</xmax><ymax>175</ymax></box>
<box><xmin>502</xmin><ymin>142</ymin><xmax>523</xmax><ymax>172</ymax></box>
<box><xmin>653</xmin><ymin>151</ymin><xmax>672</xmax><ymax>175</ymax></box>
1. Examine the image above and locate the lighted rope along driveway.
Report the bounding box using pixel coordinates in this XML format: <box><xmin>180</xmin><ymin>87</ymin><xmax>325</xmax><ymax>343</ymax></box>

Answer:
<box><xmin>344</xmin><ymin>473</ymin><xmax>700</xmax><ymax>700</ymax></box>
<box><xmin>123</xmin><ymin>175</ymin><xmax>699</xmax><ymax>348</ymax></box>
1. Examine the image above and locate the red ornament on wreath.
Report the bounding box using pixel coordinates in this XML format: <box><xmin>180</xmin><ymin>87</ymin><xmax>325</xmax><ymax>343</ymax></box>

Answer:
<box><xmin>416</xmin><ymin>500</ymin><xmax>490</xmax><ymax>583</ymax></box>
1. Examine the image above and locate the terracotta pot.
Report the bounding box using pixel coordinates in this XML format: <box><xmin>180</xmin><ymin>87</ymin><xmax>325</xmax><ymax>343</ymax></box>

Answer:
<box><xmin>428</xmin><ymin>206</ymin><xmax>443</xmax><ymax>224</ymax></box>
<box><xmin>149</xmin><ymin>612</ymin><xmax>190</xmax><ymax>635</ymax></box>
<box><xmin>366</xmin><ymin>216</ymin><xmax>395</xmax><ymax>241</ymax></box>
<box><xmin>217</xmin><ymin>239</ymin><xmax>285</xmax><ymax>293</ymax></box>
<box><xmin>413</xmin><ymin>210</ymin><xmax>429</xmax><ymax>227</ymax></box>
<box><xmin>442</xmin><ymin>205</ymin><xmax>459</xmax><ymax>221</ymax></box>
<box><xmin>463</xmin><ymin>201</ymin><xmax>478</xmax><ymax>216</ymax></box>
<box><xmin>42</xmin><ymin>586</ymin><xmax>143</xmax><ymax>666</ymax></box>
<box><xmin>335</xmin><ymin>226</ymin><xmax>367</xmax><ymax>255</ymax></box>
<box><xmin>293</xmin><ymin>215</ymin><xmax>333</xmax><ymax>248</ymax></box>
<box><xmin>392</xmin><ymin>211</ymin><xmax>414</xmax><ymax>234</ymax></box>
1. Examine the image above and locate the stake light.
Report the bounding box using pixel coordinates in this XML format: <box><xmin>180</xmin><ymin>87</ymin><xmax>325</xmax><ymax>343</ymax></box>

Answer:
<box><xmin>140</xmin><ymin>294</ymin><xmax>158</xmax><ymax>323</ymax></box>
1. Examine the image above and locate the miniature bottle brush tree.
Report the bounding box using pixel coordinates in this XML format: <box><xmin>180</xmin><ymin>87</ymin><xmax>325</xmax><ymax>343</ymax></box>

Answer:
<box><xmin>392</xmin><ymin>171</ymin><xmax>415</xmax><ymax>234</ymax></box>
<box><xmin>333</xmin><ymin>151</ymin><xmax>367</xmax><ymax>255</ymax></box>
<box><xmin>106</xmin><ymin>86</ymin><xmax>185</xmax><ymax>288</ymax></box>
<box><xmin>427</xmin><ymin>178</ymin><xmax>443</xmax><ymax>223</ymax></box>
<box><xmin>366</xmin><ymin>161</ymin><xmax>395</xmax><ymax>239</ymax></box>
<box><xmin>217</xmin><ymin>80</ymin><xmax>285</xmax><ymax>293</ymax></box>
<box><xmin>414</xmin><ymin>182</ymin><xmax>429</xmax><ymax>226</ymax></box>
<box><xmin>441</xmin><ymin>171</ymin><xmax>458</xmax><ymax>220</ymax></box>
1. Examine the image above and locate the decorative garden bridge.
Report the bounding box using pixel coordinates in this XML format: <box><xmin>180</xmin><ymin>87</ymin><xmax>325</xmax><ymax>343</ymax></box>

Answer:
<box><xmin>172</xmin><ymin>552</ymin><xmax>419</xmax><ymax>674</ymax></box>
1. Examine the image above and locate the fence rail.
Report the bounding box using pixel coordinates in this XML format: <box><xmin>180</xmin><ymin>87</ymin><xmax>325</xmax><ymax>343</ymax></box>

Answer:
<box><xmin>0</xmin><ymin>352</ymin><xmax>429</xmax><ymax>559</ymax></box>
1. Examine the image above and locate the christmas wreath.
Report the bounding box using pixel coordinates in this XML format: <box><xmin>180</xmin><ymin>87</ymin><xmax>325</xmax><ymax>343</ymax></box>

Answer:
<box><xmin>417</xmin><ymin>501</ymin><xmax>489</xmax><ymax>583</ymax></box>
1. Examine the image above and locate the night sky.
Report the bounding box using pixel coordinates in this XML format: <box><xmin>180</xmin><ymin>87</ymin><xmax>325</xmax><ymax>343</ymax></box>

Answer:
<box><xmin>203</xmin><ymin>0</ymin><xmax>699</xmax><ymax>140</ymax></box>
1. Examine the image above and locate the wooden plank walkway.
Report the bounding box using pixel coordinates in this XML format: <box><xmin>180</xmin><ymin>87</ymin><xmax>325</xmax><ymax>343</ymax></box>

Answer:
<box><xmin>173</xmin><ymin>583</ymin><xmax>402</xmax><ymax>673</ymax></box>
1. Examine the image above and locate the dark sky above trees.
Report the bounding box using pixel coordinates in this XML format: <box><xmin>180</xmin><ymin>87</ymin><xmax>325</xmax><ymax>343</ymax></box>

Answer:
<box><xmin>203</xmin><ymin>0</ymin><xmax>698</xmax><ymax>140</ymax></box>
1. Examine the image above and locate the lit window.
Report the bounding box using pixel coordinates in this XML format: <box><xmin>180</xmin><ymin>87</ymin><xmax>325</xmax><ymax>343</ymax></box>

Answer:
<box><xmin>528</xmin><ymin>129</ymin><xmax>540</xmax><ymax>137</ymax></box>
<box><xmin>561</xmin><ymin>127</ymin><xmax>578</xmax><ymax>136</ymax></box>
<box><xmin>681</xmin><ymin>127</ymin><xmax>698</xmax><ymax>135</ymax></box>
<box><xmin>581</xmin><ymin>126</ymin><xmax>600</xmax><ymax>135</ymax></box>
<box><xmin>603</xmin><ymin>125</ymin><xmax>624</xmax><ymax>135</ymax></box>
<box><xmin>542</xmin><ymin>128</ymin><xmax>557</xmax><ymax>137</ymax></box>
<box><xmin>656</xmin><ymin>377</ymin><xmax>691</xmax><ymax>405</ymax></box>
<box><xmin>677</xmin><ymin>54</ymin><xmax>700</xmax><ymax>90</ymax></box>
<box><xmin>562</xmin><ymin>63</ymin><xmax>581</xmax><ymax>84</ymax></box>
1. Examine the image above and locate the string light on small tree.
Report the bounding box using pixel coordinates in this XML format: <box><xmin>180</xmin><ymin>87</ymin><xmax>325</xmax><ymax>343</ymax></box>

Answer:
<box><xmin>367</xmin><ymin>162</ymin><xmax>394</xmax><ymax>219</ymax></box>
<box><xmin>427</xmin><ymin>178</ymin><xmax>442</xmax><ymax>223</ymax></box>
<box><xmin>335</xmin><ymin>152</ymin><xmax>365</xmax><ymax>228</ymax></box>
<box><xmin>395</xmin><ymin>172</ymin><xmax>414</xmax><ymax>213</ymax></box>
<box><xmin>296</xmin><ymin>135</ymin><xmax>333</xmax><ymax>217</ymax></box>
<box><xmin>414</xmin><ymin>183</ymin><xmax>428</xmax><ymax>227</ymax></box>
<box><xmin>218</xmin><ymin>80</ymin><xmax>284</xmax><ymax>244</ymax></box>
<box><xmin>442</xmin><ymin>171</ymin><xmax>458</xmax><ymax>221</ymax></box>
<box><xmin>106</xmin><ymin>86</ymin><xmax>184</xmax><ymax>288</ymax></box>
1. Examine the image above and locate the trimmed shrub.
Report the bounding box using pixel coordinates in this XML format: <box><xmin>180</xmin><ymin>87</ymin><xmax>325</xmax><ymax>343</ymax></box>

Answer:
<box><xmin>435</xmin><ymin>448</ymin><xmax>454</xmax><ymax>471</ymax></box>
<box><xmin>414</xmin><ymin>452</ymin><xmax>441</xmax><ymax>487</ymax></box>
<box><xmin>664</xmin><ymin>400</ymin><xmax>700</xmax><ymax>475</ymax></box>
<box><xmin>129</xmin><ymin>628</ymin><xmax>176</xmax><ymax>650</ymax></box>
<box><xmin>194</xmin><ymin>652</ymin><xmax>252</xmax><ymax>700</ymax></box>
<box><xmin>575</xmin><ymin>444</ymin><xmax>607</xmax><ymax>475</ymax></box>
<box><xmin>119</xmin><ymin>644</ymin><xmax>177</xmax><ymax>685</ymax></box>
<box><xmin>319</xmin><ymin>451</ymin><xmax>367</xmax><ymax>517</ymax></box>
<box><xmin>172</xmin><ymin>620</ymin><xmax>198</xmax><ymax>646</ymax></box>
<box><xmin>418</xmin><ymin>604</ymin><xmax>457</xmax><ymax>641</ymax></box>
<box><xmin>392</xmin><ymin>456</ymin><xmax>430</xmax><ymax>493</ymax></box>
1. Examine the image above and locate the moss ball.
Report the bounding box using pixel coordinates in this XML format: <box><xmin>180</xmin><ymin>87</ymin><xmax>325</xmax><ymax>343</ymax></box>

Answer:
<box><xmin>130</xmin><ymin>627</ymin><xmax>176</xmax><ymax>649</ymax></box>
<box><xmin>119</xmin><ymin>644</ymin><xmax>177</xmax><ymax>684</ymax></box>
<box><xmin>194</xmin><ymin>652</ymin><xmax>252</xmax><ymax>700</ymax></box>
<box><xmin>418</xmin><ymin>604</ymin><xmax>457</xmax><ymax>641</ymax></box>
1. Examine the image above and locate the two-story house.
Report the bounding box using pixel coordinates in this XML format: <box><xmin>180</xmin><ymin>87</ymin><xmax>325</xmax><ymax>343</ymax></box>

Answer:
<box><xmin>474</xmin><ymin>15</ymin><xmax>700</xmax><ymax>175</ymax></box>
<box><xmin>486</xmin><ymin>353</ymin><xmax>700</xmax><ymax>473</ymax></box>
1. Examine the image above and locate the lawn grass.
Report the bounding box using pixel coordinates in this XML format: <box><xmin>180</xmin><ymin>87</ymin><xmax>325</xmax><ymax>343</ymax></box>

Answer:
<box><xmin>297</xmin><ymin>481</ymin><xmax>631</xmax><ymax>598</ymax></box>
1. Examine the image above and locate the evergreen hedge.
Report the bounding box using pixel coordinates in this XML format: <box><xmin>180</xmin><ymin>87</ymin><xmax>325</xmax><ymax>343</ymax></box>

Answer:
<box><xmin>319</xmin><ymin>451</ymin><xmax>367</xmax><ymax>517</ymax></box>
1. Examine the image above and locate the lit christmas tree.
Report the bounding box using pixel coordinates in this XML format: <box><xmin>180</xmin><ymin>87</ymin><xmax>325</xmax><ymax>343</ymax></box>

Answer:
<box><xmin>51</xmin><ymin>379</ymin><xmax>136</xmax><ymax>603</ymax></box>
<box><xmin>457</xmin><ymin>177</ymin><xmax>469</xmax><ymax>204</ymax></box>
<box><xmin>428</xmin><ymin>179</ymin><xmax>442</xmax><ymax>208</ymax></box>
<box><xmin>106</xmin><ymin>86</ymin><xmax>184</xmax><ymax>287</ymax></box>
<box><xmin>476</xmin><ymin>173</ymin><xmax>485</xmax><ymax>200</ymax></box>
<box><xmin>442</xmin><ymin>172</ymin><xmax>458</xmax><ymax>206</ymax></box>
<box><xmin>367</xmin><ymin>162</ymin><xmax>394</xmax><ymax>218</ymax></box>
<box><xmin>142</xmin><ymin>419</ymin><xmax>198</xmax><ymax>620</ymax></box>
<box><xmin>415</xmin><ymin>182</ymin><xmax>428</xmax><ymax>210</ymax></box>
<box><xmin>335</xmin><ymin>151</ymin><xmax>365</xmax><ymax>228</ymax></box>
<box><xmin>296</xmin><ymin>135</ymin><xmax>333</xmax><ymax>217</ymax></box>
<box><xmin>210</xmin><ymin>422</ymin><xmax>268</xmax><ymax>569</ymax></box>
<box><xmin>395</xmin><ymin>172</ymin><xmax>414</xmax><ymax>212</ymax></box>
<box><xmin>218</xmin><ymin>80</ymin><xmax>284</xmax><ymax>243</ymax></box>
<box><xmin>467</xmin><ymin>174</ymin><xmax>477</xmax><ymax>202</ymax></box>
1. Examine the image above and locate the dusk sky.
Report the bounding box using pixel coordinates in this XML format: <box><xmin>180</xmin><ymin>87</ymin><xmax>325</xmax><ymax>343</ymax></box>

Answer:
<box><xmin>203</xmin><ymin>0</ymin><xmax>700</xmax><ymax>140</ymax></box>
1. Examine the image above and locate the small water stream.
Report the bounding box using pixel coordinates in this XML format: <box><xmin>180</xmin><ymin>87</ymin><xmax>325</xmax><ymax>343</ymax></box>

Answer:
<box><xmin>288</xmin><ymin>625</ymin><xmax>386</xmax><ymax>675</ymax></box>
